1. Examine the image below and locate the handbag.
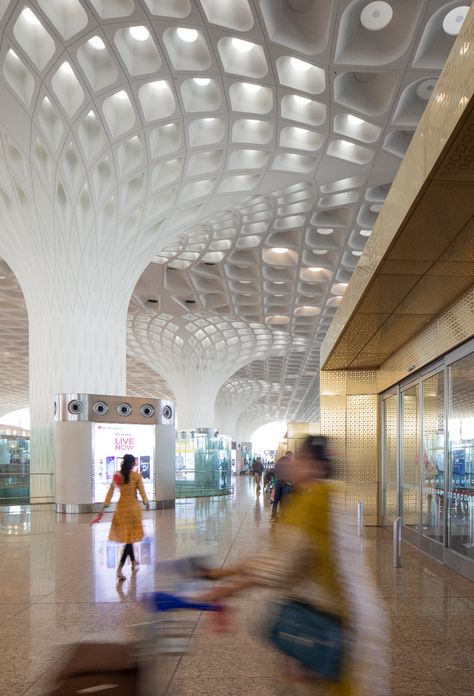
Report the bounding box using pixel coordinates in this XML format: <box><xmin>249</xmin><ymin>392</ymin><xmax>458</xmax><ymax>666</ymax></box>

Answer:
<box><xmin>269</xmin><ymin>600</ymin><xmax>345</xmax><ymax>680</ymax></box>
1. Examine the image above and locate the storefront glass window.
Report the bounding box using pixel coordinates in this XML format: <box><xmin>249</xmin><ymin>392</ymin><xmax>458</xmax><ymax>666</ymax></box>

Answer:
<box><xmin>0</xmin><ymin>431</ymin><xmax>30</xmax><ymax>503</ymax></box>
<box><xmin>421</xmin><ymin>373</ymin><xmax>445</xmax><ymax>544</ymax></box>
<box><xmin>401</xmin><ymin>385</ymin><xmax>420</xmax><ymax>531</ymax></box>
<box><xmin>176</xmin><ymin>430</ymin><xmax>232</xmax><ymax>497</ymax></box>
<box><xmin>448</xmin><ymin>353</ymin><xmax>474</xmax><ymax>559</ymax></box>
<box><xmin>383</xmin><ymin>394</ymin><xmax>398</xmax><ymax>525</ymax></box>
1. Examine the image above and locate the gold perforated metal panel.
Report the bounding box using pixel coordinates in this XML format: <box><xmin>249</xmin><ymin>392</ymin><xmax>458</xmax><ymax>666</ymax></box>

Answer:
<box><xmin>378</xmin><ymin>286</ymin><xmax>474</xmax><ymax>392</ymax></box>
<box><xmin>320</xmin><ymin>370</ymin><xmax>379</xmax><ymax>524</ymax></box>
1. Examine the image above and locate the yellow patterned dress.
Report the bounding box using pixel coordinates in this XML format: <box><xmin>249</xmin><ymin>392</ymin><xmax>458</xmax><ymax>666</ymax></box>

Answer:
<box><xmin>105</xmin><ymin>471</ymin><xmax>148</xmax><ymax>544</ymax></box>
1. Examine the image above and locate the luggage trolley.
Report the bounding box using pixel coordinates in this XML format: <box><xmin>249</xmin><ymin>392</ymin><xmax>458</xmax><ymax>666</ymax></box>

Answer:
<box><xmin>136</xmin><ymin>590</ymin><xmax>224</xmax><ymax>694</ymax></box>
<box><xmin>46</xmin><ymin>588</ymin><xmax>221</xmax><ymax>695</ymax></box>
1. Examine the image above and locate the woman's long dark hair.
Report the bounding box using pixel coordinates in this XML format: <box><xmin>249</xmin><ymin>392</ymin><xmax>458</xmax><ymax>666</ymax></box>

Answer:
<box><xmin>301</xmin><ymin>435</ymin><xmax>332</xmax><ymax>479</ymax></box>
<box><xmin>120</xmin><ymin>453</ymin><xmax>135</xmax><ymax>484</ymax></box>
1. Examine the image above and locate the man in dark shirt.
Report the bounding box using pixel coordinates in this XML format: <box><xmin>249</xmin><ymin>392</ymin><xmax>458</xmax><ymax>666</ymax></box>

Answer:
<box><xmin>252</xmin><ymin>456</ymin><xmax>264</xmax><ymax>494</ymax></box>
<box><xmin>271</xmin><ymin>451</ymin><xmax>293</xmax><ymax>520</ymax></box>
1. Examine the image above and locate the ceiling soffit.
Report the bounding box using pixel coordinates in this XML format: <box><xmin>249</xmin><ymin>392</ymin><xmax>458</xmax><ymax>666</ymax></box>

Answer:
<box><xmin>322</xmin><ymin>15</ymin><xmax>474</xmax><ymax>372</ymax></box>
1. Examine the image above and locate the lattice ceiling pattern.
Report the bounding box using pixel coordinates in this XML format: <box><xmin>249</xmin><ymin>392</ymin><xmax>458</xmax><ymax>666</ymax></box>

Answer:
<box><xmin>0</xmin><ymin>0</ymin><xmax>471</xmax><ymax>430</ymax></box>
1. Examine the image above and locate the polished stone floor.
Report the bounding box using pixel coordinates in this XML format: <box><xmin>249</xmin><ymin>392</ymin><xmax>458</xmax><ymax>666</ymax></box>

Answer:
<box><xmin>1</xmin><ymin>477</ymin><xmax>474</xmax><ymax>695</ymax></box>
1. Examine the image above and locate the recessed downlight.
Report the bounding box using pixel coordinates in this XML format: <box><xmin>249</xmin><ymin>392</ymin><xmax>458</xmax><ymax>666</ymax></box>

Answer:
<box><xmin>290</xmin><ymin>57</ymin><xmax>312</xmax><ymax>72</ymax></box>
<box><xmin>21</xmin><ymin>7</ymin><xmax>41</xmax><ymax>25</ymax></box>
<box><xmin>360</xmin><ymin>229</ymin><xmax>372</xmax><ymax>236</ymax></box>
<box><xmin>308</xmin><ymin>267</ymin><xmax>323</xmax><ymax>272</ymax></box>
<box><xmin>348</xmin><ymin>114</ymin><xmax>364</xmax><ymax>125</ymax></box>
<box><xmin>266</xmin><ymin>315</ymin><xmax>290</xmax><ymax>324</ymax></box>
<box><xmin>232</xmin><ymin>38</ymin><xmax>254</xmax><ymax>53</ymax></box>
<box><xmin>294</xmin><ymin>95</ymin><xmax>311</xmax><ymax>105</ymax></box>
<box><xmin>416</xmin><ymin>79</ymin><xmax>436</xmax><ymax>100</ymax></box>
<box><xmin>272</xmin><ymin>247</ymin><xmax>289</xmax><ymax>254</ymax></box>
<box><xmin>193</xmin><ymin>78</ymin><xmax>211</xmax><ymax>86</ymax></box>
<box><xmin>177</xmin><ymin>27</ymin><xmax>198</xmax><ymax>42</ymax></box>
<box><xmin>115</xmin><ymin>90</ymin><xmax>129</xmax><ymax>100</ymax></box>
<box><xmin>88</xmin><ymin>36</ymin><xmax>105</xmax><ymax>50</ymax></box>
<box><xmin>352</xmin><ymin>250</ymin><xmax>363</xmax><ymax>256</ymax></box>
<box><xmin>443</xmin><ymin>6</ymin><xmax>469</xmax><ymax>35</ymax></box>
<box><xmin>243</xmin><ymin>82</ymin><xmax>261</xmax><ymax>92</ymax></box>
<box><xmin>129</xmin><ymin>26</ymin><xmax>150</xmax><ymax>41</ymax></box>
<box><xmin>60</xmin><ymin>61</ymin><xmax>74</xmax><ymax>75</ymax></box>
<box><xmin>360</xmin><ymin>2</ymin><xmax>393</xmax><ymax>31</ymax></box>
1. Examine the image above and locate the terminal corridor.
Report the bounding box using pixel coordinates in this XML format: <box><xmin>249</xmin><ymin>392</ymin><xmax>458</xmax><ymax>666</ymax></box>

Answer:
<box><xmin>1</xmin><ymin>477</ymin><xmax>474</xmax><ymax>696</ymax></box>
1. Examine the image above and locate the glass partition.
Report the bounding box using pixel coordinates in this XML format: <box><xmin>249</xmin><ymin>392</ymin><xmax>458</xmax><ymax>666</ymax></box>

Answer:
<box><xmin>421</xmin><ymin>373</ymin><xmax>445</xmax><ymax>544</ymax></box>
<box><xmin>401</xmin><ymin>385</ymin><xmax>420</xmax><ymax>531</ymax></box>
<box><xmin>383</xmin><ymin>394</ymin><xmax>398</xmax><ymax>526</ymax></box>
<box><xmin>176</xmin><ymin>429</ymin><xmax>232</xmax><ymax>498</ymax></box>
<box><xmin>0</xmin><ymin>430</ymin><xmax>30</xmax><ymax>504</ymax></box>
<box><xmin>448</xmin><ymin>352</ymin><xmax>474</xmax><ymax>559</ymax></box>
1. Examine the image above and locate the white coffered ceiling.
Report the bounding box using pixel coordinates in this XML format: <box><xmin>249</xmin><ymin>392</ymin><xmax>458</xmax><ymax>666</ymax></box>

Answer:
<box><xmin>0</xmin><ymin>0</ymin><xmax>471</xmax><ymax>430</ymax></box>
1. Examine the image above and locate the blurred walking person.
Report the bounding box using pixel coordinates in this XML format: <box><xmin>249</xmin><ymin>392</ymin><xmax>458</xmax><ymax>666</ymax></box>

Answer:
<box><xmin>99</xmin><ymin>453</ymin><xmax>149</xmax><ymax>582</ymax></box>
<box><xmin>201</xmin><ymin>436</ymin><xmax>388</xmax><ymax>695</ymax></box>
<box><xmin>271</xmin><ymin>450</ymin><xmax>293</xmax><ymax>520</ymax></box>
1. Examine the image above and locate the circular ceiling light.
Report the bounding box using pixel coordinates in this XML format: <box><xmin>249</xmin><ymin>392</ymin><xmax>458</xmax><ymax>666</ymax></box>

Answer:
<box><xmin>21</xmin><ymin>7</ymin><xmax>41</xmax><ymax>25</ymax></box>
<box><xmin>129</xmin><ymin>26</ymin><xmax>150</xmax><ymax>41</ymax></box>
<box><xmin>360</xmin><ymin>1</ymin><xmax>393</xmax><ymax>31</ymax></box>
<box><xmin>443</xmin><ymin>6</ymin><xmax>469</xmax><ymax>35</ymax></box>
<box><xmin>232</xmin><ymin>38</ymin><xmax>254</xmax><ymax>52</ymax></box>
<box><xmin>177</xmin><ymin>27</ymin><xmax>198</xmax><ymax>42</ymax></box>
<box><xmin>272</xmin><ymin>247</ymin><xmax>289</xmax><ymax>254</ymax></box>
<box><xmin>243</xmin><ymin>82</ymin><xmax>261</xmax><ymax>92</ymax></box>
<box><xmin>348</xmin><ymin>114</ymin><xmax>364</xmax><ymax>125</ymax></box>
<box><xmin>294</xmin><ymin>95</ymin><xmax>311</xmax><ymax>105</ymax></box>
<box><xmin>416</xmin><ymin>78</ymin><xmax>437</xmax><ymax>100</ymax></box>
<box><xmin>88</xmin><ymin>36</ymin><xmax>105</xmax><ymax>50</ymax></box>
<box><xmin>193</xmin><ymin>78</ymin><xmax>211</xmax><ymax>86</ymax></box>
<box><xmin>290</xmin><ymin>57</ymin><xmax>312</xmax><ymax>71</ymax></box>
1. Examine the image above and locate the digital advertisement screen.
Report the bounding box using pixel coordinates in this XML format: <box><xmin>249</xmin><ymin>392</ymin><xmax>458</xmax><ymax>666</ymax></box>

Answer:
<box><xmin>93</xmin><ymin>423</ymin><xmax>155</xmax><ymax>503</ymax></box>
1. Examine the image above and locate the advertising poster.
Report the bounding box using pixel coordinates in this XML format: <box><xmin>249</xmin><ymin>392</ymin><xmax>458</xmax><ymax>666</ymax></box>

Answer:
<box><xmin>93</xmin><ymin>423</ymin><xmax>155</xmax><ymax>503</ymax></box>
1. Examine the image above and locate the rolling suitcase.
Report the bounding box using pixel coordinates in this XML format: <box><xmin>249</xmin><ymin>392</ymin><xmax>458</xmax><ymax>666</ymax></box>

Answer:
<box><xmin>46</xmin><ymin>642</ymin><xmax>139</xmax><ymax>695</ymax></box>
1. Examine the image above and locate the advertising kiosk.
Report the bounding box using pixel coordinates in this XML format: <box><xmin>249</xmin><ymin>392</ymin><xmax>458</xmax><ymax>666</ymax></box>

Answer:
<box><xmin>54</xmin><ymin>393</ymin><xmax>175</xmax><ymax>512</ymax></box>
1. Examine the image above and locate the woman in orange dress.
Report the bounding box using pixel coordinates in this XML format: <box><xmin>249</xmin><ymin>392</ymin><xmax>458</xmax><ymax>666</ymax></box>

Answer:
<box><xmin>101</xmin><ymin>453</ymin><xmax>149</xmax><ymax>581</ymax></box>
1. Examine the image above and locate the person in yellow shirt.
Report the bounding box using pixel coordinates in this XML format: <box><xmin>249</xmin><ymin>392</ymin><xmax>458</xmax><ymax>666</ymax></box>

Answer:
<box><xmin>100</xmin><ymin>453</ymin><xmax>149</xmax><ymax>582</ymax></box>
<box><xmin>200</xmin><ymin>436</ymin><xmax>388</xmax><ymax>695</ymax></box>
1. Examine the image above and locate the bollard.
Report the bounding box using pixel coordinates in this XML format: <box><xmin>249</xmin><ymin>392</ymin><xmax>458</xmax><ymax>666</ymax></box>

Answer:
<box><xmin>393</xmin><ymin>516</ymin><xmax>402</xmax><ymax>568</ymax></box>
<box><xmin>357</xmin><ymin>500</ymin><xmax>363</xmax><ymax>536</ymax></box>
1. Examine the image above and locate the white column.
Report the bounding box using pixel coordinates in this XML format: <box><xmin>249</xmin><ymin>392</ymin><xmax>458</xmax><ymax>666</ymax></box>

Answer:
<box><xmin>27</xmin><ymin>293</ymin><xmax>127</xmax><ymax>501</ymax></box>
